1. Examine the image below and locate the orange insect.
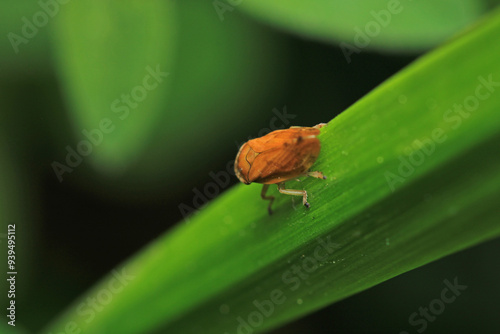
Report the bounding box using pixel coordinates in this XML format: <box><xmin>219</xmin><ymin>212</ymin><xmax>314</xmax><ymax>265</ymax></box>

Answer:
<box><xmin>234</xmin><ymin>123</ymin><xmax>327</xmax><ymax>214</ymax></box>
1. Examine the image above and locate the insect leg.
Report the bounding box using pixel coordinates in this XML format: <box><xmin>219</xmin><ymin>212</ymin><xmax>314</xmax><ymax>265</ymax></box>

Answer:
<box><xmin>306</xmin><ymin>171</ymin><xmax>327</xmax><ymax>179</ymax></box>
<box><xmin>261</xmin><ymin>184</ymin><xmax>275</xmax><ymax>215</ymax></box>
<box><xmin>277</xmin><ymin>182</ymin><xmax>309</xmax><ymax>208</ymax></box>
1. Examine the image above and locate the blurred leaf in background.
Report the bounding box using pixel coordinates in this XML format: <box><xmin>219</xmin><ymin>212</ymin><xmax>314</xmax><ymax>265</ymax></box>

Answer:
<box><xmin>238</xmin><ymin>0</ymin><xmax>488</xmax><ymax>51</ymax></box>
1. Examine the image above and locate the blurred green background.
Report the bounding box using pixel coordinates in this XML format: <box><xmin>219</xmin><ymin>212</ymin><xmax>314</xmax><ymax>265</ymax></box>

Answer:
<box><xmin>1</xmin><ymin>0</ymin><xmax>499</xmax><ymax>333</ymax></box>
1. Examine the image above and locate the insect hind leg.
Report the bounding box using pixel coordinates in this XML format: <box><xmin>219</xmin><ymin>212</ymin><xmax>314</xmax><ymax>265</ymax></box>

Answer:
<box><xmin>277</xmin><ymin>182</ymin><xmax>309</xmax><ymax>208</ymax></box>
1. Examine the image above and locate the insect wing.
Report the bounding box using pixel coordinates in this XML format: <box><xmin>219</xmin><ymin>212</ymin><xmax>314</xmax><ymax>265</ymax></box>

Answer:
<box><xmin>248</xmin><ymin>128</ymin><xmax>320</xmax><ymax>183</ymax></box>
